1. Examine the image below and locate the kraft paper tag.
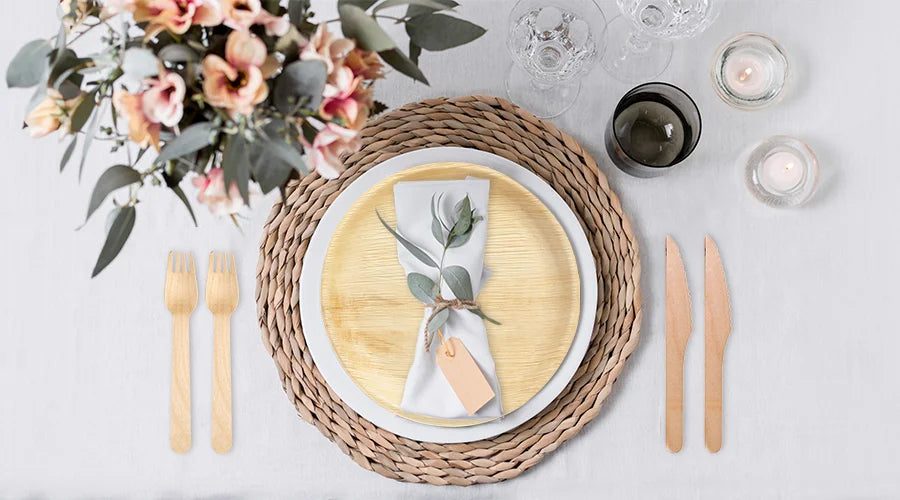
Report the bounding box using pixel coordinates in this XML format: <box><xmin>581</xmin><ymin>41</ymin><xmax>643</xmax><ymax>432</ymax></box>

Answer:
<box><xmin>435</xmin><ymin>337</ymin><xmax>496</xmax><ymax>415</ymax></box>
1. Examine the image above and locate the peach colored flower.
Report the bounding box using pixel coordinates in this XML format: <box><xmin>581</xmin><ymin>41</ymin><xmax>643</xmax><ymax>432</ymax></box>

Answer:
<box><xmin>60</xmin><ymin>0</ymin><xmax>92</xmax><ymax>30</ymax></box>
<box><xmin>114</xmin><ymin>89</ymin><xmax>161</xmax><ymax>150</ymax></box>
<box><xmin>221</xmin><ymin>0</ymin><xmax>289</xmax><ymax>36</ymax></box>
<box><xmin>133</xmin><ymin>0</ymin><xmax>223</xmax><ymax>37</ymax></box>
<box><xmin>344</xmin><ymin>48</ymin><xmax>384</xmax><ymax>80</ymax></box>
<box><xmin>99</xmin><ymin>0</ymin><xmax>135</xmax><ymax>17</ymax></box>
<box><xmin>319</xmin><ymin>66</ymin><xmax>371</xmax><ymax>130</ymax></box>
<box><xmin>301</xmin><ymin>123</ymin><xmax>360</xmax><ymax>179</ymax></box>
<box><xmin>202</xmin><ymin>30</ymin><xmax>268</xmax><ymax>117</ymax></box>
<box><xmin>142</xmin><ymin>69</ymin><xmax>186</xmax><ymax>127</ymax></box>
<box><xmin>25</xmin><ymin>91</ymin><xmax>76</xmax><ymax>138</ymax></box>
<box><xmin>300</xmin><ymin>24</ymin><xmax>355</xmax><ymax>76</ymax></box>
<box><xmin>191</xmin><ymin>168</ymin><xmax>245</xmax><ymax>215</ymax></box>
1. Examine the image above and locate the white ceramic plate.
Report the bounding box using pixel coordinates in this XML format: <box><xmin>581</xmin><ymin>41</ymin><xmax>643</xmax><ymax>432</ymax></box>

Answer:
<box><xmin>299</xmin><ymin>147</ymin><xmax>598</xmax><ymax>443</ymax></box>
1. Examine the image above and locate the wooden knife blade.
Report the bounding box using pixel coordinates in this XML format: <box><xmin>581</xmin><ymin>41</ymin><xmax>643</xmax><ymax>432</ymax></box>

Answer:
<box><xmin>705</xmin><ymin>235</ymin><xmax>732</xmax><ymax>453</ymax></box>
<box><xmin>665</xmin><ymin>236</ymin><xmax>692</xmax><ymax>452</ymax></box>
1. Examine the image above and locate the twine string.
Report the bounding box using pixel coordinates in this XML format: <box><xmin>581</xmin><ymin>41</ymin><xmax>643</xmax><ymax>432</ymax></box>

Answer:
<box><xmin>424</xmin><ymin>295</ymin><xmax>479</xmax><ymax>352</ymax></box>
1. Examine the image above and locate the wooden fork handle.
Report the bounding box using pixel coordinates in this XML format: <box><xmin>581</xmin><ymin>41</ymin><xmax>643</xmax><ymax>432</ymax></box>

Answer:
<box><xmin>170</xmin><ymin>313</ymin><xmax>191</xmax><ymax>454</ymax></box>
<box><xmin>212</xmin><ymin>314</ymin><xmax>232</xmax><ymax>454</ymax></box>
<box><xmin>665</xmin><ymin>341</ymin><xmax>686</xmax><ymax>453</ymax></box>
<box><xmin>705</xmin><ymin>346</ymin><xmax>725</xmax><ymax>453</ymax></box>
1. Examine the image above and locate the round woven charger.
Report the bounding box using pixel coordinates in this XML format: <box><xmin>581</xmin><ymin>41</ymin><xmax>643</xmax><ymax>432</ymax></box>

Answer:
<box><xmin>256</xmin><ymin>95</ymin><xmax>642</xmax><ymax>486</ymax></box>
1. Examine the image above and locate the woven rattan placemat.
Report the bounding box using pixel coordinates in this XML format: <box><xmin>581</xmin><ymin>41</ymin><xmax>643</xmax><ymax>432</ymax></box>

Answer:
<box><xmin>256</xmin><ymin>95</ymin><xmax>642</xmax><ymax>485</ymax></box>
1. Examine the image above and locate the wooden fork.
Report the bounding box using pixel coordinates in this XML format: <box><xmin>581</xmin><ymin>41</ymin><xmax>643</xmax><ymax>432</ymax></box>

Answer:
<box><xmin>164</xmin><ymin>251</ymin><xmax>197</xmax><ymax>454</ymax></box>
<box><xmin>206</xmin><ymin>252</ymin><xmax>238</xmax><ymax>454</ymax></box>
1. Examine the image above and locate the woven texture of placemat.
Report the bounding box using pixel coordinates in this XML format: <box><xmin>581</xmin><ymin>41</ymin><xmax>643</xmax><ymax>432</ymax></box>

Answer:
<box><xmin>256</xmin><ymin>95</ymin><xmax>642</xmax><ymax>486</ymax></box>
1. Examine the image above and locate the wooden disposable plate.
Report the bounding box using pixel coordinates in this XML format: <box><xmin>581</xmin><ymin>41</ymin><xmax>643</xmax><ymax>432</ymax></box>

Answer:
<box><xmin>320</xmin><ymin>163</ymin><xmax>580</xmax><ymax>427</ymax></box>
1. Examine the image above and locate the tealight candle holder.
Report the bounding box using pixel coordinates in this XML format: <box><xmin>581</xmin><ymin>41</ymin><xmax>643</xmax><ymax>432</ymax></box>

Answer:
<box><xmin>712</xmin><ymin>33</ymin><xmax>789</xmax><ymax>110</ymax></box>
<box><xmin>744</xmin><ymin>136</ymin><xmax>818</xmax><ymax>207</ymax></box>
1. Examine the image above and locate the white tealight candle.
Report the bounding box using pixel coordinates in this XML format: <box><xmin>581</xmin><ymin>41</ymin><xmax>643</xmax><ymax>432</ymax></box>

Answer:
<box><xmin>759</xmin><ymin>151</ymin><xmax>804</xmax><ymax>193</ymax></box>
<box><xmin>724</xmin><ymin>52</ymin><xmax>769</xmax><ymax>96</ymax></box>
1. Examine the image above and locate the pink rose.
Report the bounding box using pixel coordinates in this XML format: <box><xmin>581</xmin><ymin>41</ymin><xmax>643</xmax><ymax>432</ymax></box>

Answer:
<box><xmin>133</xmin><ymin>0</ymin><xmax>223</xmax><ymax>37</ymax></box>
<box><xmin>191</xmin><ymin>168</ymin><xmax>245</xmax><ymax>216</ymax></box>
<box><xmin>302</xmin><ymin>123</ymin><xmax>360</xmax><ymax>179</ymax></box>
<box><xmin>300</xmin><ymin>25</ymin><xmax>355</xmax><ymax>76</ymax></box>
<box><xmin>319</xmin><ymin>66</ymin><xmax>369</xmax><ymax>130</ymax></box>
<box><xmin>221</xmin><ymin>0</ymin><xmax>289</xmax><ymax>36</ymax></box>
<box><xmin>142</xmin><ymin>69</ymin><xmax>185</xmax><ymax>127</ymax></box>
<box><xmin>202</xmin><ymin>30</ymin><xmax>268</xmax><ymax>117</ymax></box>
<box><xmin>114</xmin><ymin>89</ymin><xmax>161</xmax><ymax>150</ymax></box>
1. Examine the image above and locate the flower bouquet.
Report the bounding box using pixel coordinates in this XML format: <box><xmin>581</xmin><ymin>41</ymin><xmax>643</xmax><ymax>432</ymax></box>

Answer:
<box><xmin>6</xmin><ymin>0</ymin><xmax>485</xmax><ymax>276</ymax></box>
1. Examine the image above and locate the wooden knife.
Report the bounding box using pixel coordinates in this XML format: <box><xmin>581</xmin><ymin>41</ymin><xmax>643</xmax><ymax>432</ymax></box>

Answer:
<box><xmin>705</xmin><ymin>236</ymin><xmax>732</xmax><ymax>453</ymax></box>
<box><xmin>665</xmin><ymin>236</ymin><xmax>692</xmax><ymax>453</ymax></box>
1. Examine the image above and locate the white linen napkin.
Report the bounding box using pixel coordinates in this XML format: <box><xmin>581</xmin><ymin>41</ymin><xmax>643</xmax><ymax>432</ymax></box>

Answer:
<box><xmin>394</xmin><ymin>177</ymin><xmax>502</xmax><ymax>419</ymax></box>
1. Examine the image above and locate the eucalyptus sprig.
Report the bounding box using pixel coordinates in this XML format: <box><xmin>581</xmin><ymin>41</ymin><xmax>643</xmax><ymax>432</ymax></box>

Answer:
<box><xmin>377</xmin><ymin>193</ymin><xmax>498</xmax><ymax>346</ymax></box>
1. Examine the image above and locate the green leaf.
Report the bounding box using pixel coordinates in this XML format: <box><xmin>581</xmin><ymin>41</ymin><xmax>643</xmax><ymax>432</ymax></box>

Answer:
<box><xmin>338</xmin><ymin>0</ymin><xmax>378</xmax><ymax>9</ymax></box>
<box><xmin>339</xmin><ymin>4</ymin><xmax>396</xmax><ymax>52</ymax></box>
<box><xmin>6</xmin><ymin>39</ymin><xmax>52</xmax><ymax>88</ymax></box>
<box><xmin>407</xmin><ymin>272</ymin><xmax>437</xmax><ymax>304</ymax></box>
<box><xmin>92</xmin><ymin>205</ymin><xmax>136</xmax><ymax>278</ymax></box>
<box><xmin>427</xmin><ymin>307</ymin><xmax>449</xmax><ymax>333</ymax></box>
<box><xmin>471</xmin><ymin>308</ymin><xmax>501</xmax><ymax>325</ymax></box>
<box><xmin>68</xmin><ymin>90</ymin><xmax>97</xmax><ymax>134</ymax></box>
<box><xmin>409</xmin><ymin>40</ymin><xmax>421</xmax><ymax>65</ymax></box>
<box><xmin>378</xmin><ymin>48</ymin><xmax>428</xmax><ymax>84</ymax></box>
<box><xmin>274</xmin><ymin>60</ymin><xmax>326</xmax><ymax>115</ymax></box>
<box><xmin>48</xmin><ymin>49</ymin><xmax>85</xmax><ymax>99</ymax></box>
<box><xmin>288</xmin><ymin>0</ymin><xmax>310</xmax><ymax>25</ymax></box>
<box><xmin>249</xmin><ymin>139</ymin><xmax>304</xmax><ymax>194</ymax></box>
<box><xmin>431</xmin><ymin>218</ymin><xmax>444</xmax><ymax>246</ymax></box>
<box><xmin>86</xmin><ymin>165</ymin><xmax>142</xmax><ymax>221</ymax></box>
<box><xmin>442</xmin><ymin>265</ymin><xmax>473</xmax><ymax>300</ymax></box>
<box><xmin>60</xmin><ymin>136</ymin><xmax>78</xmax><ymax>172</ymax></box>
<box><xmin>376</xmin><ymin>210</ymin><xmax>438</xmax><ymax>268</ymax></box>
<box><xmin>447</xmin><ymin>229</ymin><xmax>472</xmax><ymax>248</ymax></box>
<box><xmin>158</xmin><ymin>44</ymin><xmax>199</xmax><ymax>63</ymax></box>
<box><xmin>78</xmin><ymin>100</ymin><xmax>106</xmax><ymax>180</ymax></box>
<box><xmin>122</xmin><ymin>48</ymin><xmax>158</xmax><ymax>80</ymax></box>
<box><xmin>406</xmin><ymin>0</ymin><xmax>456</xmax><ymax>17</ymax></box>
<box><xmin>406</xmin><ymin>13</ymin><xmax>486</xmax><ymax>51</ymax></box>
<box><xmin>223</xmin><ymin>134</ymin><xmax>251</xmax><ymax>205</ymax></box>
<box><xmin>450</xmin><ymin>195</ymin><xmax>471</xmax><ymax>236</ymax></box>
<box><xmin>156</xmin><ymin>122</ymin><xmax>217</xmax><ymax>164</ymax></box>
<box><xmin>170</xmin><ymin>184</ymin><xmax>197</xmax><ymax>226</ymax></box>
<box><xmin>373</xmin><ymin>0</ymin><xmax>451</xmax><ymax>13</ymax></box>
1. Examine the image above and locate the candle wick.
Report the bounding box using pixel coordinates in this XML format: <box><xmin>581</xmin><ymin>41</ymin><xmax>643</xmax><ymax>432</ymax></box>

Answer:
<box><xmin>739</xmin><ymin>67</ymin><xmax>752</xmax><ymax>82</ymax></box>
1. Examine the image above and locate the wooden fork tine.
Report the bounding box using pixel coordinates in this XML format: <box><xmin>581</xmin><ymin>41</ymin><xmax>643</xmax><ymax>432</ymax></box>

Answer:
<box><xmin>209</xmin><ymin>251</ymin><xmax>215</xmax><ymax>274</ymax></box>
<box><xmin>188</xmin><ymin>252</ymin><xmax>195</xmax><ymax>275</ymax></box>
<box><xmin>230</xmin><ymin>253</ymin><xmax>236</xmax><ymax>274</ymax></box>
<box><xmin>167</xmin><ymin>251</ymin><xmax>174</xmax><ymax>273</ymax></box>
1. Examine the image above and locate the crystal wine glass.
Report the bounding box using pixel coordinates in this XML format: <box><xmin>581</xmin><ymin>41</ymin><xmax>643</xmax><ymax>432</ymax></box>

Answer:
<box><xmin>601</xmin><ymin>0</ymin><xmax>718</xmax><ymax>83</ymax></box>
<box><xmin>506</xmin><ymin>0</ymin><xmax>607</xmax><ymax>119</ymax></box>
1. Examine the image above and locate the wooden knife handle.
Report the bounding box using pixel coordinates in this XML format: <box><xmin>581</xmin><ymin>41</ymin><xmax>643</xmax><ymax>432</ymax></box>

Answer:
<box><xmin>665</xmin><ymin>342</ymin><xmax>685</xmax><ymax>453</ymax></box>
<box><xmin>705</xmin><ymin>346</ymin><xmax>724</xmax><ymax>453</ymax></box>
<box><xmin>170</xmin><ymin>313</ymin><xmax>191</xmax><ymax>454</ymax></box>
<box><xmin>212</xmin><ymin>314</ymin><xmax>232</xmax><ymax>454</ymax></box>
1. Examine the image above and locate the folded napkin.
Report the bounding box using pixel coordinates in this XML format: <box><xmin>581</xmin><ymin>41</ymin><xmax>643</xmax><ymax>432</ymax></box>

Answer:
<box><xmin>395</xmin><ymin>178</ymin><xmax>502</xmax><ymax>419</ymax></box>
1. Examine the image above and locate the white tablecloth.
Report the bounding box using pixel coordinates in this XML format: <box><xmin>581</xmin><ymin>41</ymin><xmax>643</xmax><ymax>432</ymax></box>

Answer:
<box><xmin>1</xmin><ymin>1</ymin><xmax>898</xmax><ymax>497</ymax></box>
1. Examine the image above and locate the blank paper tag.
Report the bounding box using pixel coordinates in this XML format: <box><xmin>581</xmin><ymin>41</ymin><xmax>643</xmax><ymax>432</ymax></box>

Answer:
<box><xmin>435</xmin><ymin>337</ymin><xmax>496</xmax><ymax>415</ymax></box>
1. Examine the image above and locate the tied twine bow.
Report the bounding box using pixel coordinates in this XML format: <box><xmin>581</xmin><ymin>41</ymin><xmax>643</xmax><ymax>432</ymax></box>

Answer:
<box><xmin>424</xmin><ymin>295</ymin><xmax>479</xmax><ymax>352</ymax></box>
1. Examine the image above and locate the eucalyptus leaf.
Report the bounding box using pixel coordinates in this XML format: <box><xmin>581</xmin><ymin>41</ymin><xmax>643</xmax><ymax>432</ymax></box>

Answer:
<box><xmin>86</xmin><ymin>165</ymin><xmax>142</xmax><ymax>222</ymax></box>
<box><xmin>274</xmin><ymin>60</ymin><xmax>326</xmax><ymax>114</ymax></box>
<box><xmin>249</xmin><ymin>138</ymin><xmax>304</xmax><ymax>194</ymax></box>
<box><xmin>406</xmin><ymin>0</ymin><xmax>456</xmax><ymax>17</ymax></box>
<box><xmin>378</xmin><ymin>48</ymin><xmax>428</xmax><ymax>84</ymax></box>
<box><xmin>223</xmin><ymin>134</ymin><xmax>251</xmax><ymax>204</ymax></box>
<box><xmin>169</xmin><ymin>184</ymin><xmax>197</xmax><ymax>227</ymax></box>
<box><xmin>68</xmin><ymin>90</ymin><xmax>97</xmax><ymax>134</ymax></box>
<box><xmin>442</xmin><ymin>265</ymin><xmax>473</xmax><ymax>300</ymax></box>
<box><xmin>122</xmin><ymin>47</ymin><xmax>159</xmax><ymax>79</ymax></box>
<box><xmin>91</xmin><ymin>205</ymin><xmax>135</xmax><ymax>278</ymax></box>
<box><xmin>158</xmin><ymin>44</ymin><xmax>199</xmax><ymax>63</ymax></box>
<box><xmin>408</xmin><ymin>40</ymin><xmax>421</xmax><ymax>65</ymax></box>
<box><xmin>376</xmin><ymin>210</ymin><xmax>438</xmax><ymax>268</ymax></box>
<box><xmin>339</xmin><ymin>4</ymin><xmax>396</xmax><ymax>52</ymax></box>
<box><xmin>373</xmin><ymin>0</ymin><xmax>450</xmax><ymax>13</ymax></box>
<box><xmin>431</xmin><ymin>218</ymin><xmax>444</xmax><ymax>246</ymax></box>
<box><xmin>427</xmin><ymin>307</ymin><xmax>449</xmax><ymax>333</ymax></box>
<box><xmin>60</xmin><ymin>136</ymin><xmax>78</xmax><ymax>172</ymax></box>
<box><xmin>78</xmin><ymin>100</ymin><xmax>106</xmax><ymax>180</ymax></box>
<box><xmin>471</xmin><ymin>308</ymin><xmax>501</xmax><ymax>325</ymax></box>
<box><xmin>407</xmin><ymin>272</ymin><xmax>437</xmax><ymax>304</ymax></box>
<box><xmin>6</xmin><ymin>39</ymin><xmax>52</xmax><ymax>88</ymax></box>
<box><xmin>288</xmin><ymin>0</ymin><xmax>310</xmax><ymax>25</ymax></box>
<box><xmin>447</xmin><ymin>229</ymin><xmax>472</xmax><ymax>248</ymax></box>
<box><xmin>406</xmin><ymin>13</ymin><xmax>486</xmax><ymax>51</ymax></box>
<box><xmin>48</xmin><ymin>49</ymin><xmax>85</xmax><ymax>99</ymax></box>
<box><xmin>156</xmin><ymin>122</ymin><xmax>217</xmax><ymax>164</ymax></box>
